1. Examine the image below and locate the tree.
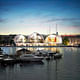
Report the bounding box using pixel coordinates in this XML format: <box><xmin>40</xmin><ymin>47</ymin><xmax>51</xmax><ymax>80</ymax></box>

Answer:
<box><xmin>10</xmin><ymin>39</ymin><xmax>16</xmax><ymax>46</ymax></box>
<box><xmin>62</xmin><ymin>37</ymin><xmax>69</xmax><ymax>45</ymax></box>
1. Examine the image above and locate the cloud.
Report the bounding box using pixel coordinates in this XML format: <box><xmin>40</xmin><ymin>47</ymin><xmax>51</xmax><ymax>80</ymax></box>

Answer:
<box><xmin>0</xmin><ymin>18</ymin><xmax>6</xmax><ymax>23</ymax></box>
<box><xmin>71</xmin><ymin>21</ymin><xmax>80</xmax><ymax>27</ymax></box>
<box><xmin>46</xmin><ymin>18</ymin><xmax>80</xmax><ymax>23</ymax></box>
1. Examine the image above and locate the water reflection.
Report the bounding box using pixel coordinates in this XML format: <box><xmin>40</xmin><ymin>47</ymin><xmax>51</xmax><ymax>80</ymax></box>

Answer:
<box><xmin>17</xmin><ymin>47</ymin><xmax>61</xmax><ymax>54</ymax></box>
<box><xmin>0</xmin><ymin>59</ymin><xmax>62</xmax><ymax>80</ymax></box>
<box><xmin>55</xmin><ymin>59</ymin><xmax>60</xmax><ymax>80</ymax></box>
<box><xmin>0</xmin><ymin>47</ymin><xmax>80</xmax><ymax>80</ymax></box>
<box><xmin>1</xmin><ymin>47</ymin><xmax>16</xmax><ymax>54</ymax></box>
<box><xmin>0</xmin><ymin>47</ymin><xmax>62</xmax><ymax>55</ymax></box>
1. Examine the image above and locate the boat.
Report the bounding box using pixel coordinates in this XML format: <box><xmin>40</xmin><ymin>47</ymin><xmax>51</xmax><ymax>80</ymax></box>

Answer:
<box><xmin>0</xmin><ymin>48</ymin><xmax>4</xmax><ymax>62</ymax></box>
<box><xmin>20</xmin><ymin>54</ymin><xmax>44</xmax><ymax>62</ymax></box>
<box><xmin>33</xmin><ymin>50</ymin><xmax>46</xmax><ymax>56</ymax></box>
<box><xmin>16</xmin><ymin>48</ymin><xmax>32</xmax><ymax>56</ymax></box>
<box><xmin>53</xmin><ymin>53</ymin><xmax>62</xmax><ymax>59</ymax></box>
<box><xmin>34</xmin><ymin>50</ymin><xmax>51</xmax><ymax>57</ymax></box>
<box><xmin>3</xmin><ymin>56</ymin><xmax>15</xmax><ymax>63</ymax></box>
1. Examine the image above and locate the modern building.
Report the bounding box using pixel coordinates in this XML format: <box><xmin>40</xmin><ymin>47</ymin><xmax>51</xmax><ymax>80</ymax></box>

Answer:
<box><xmin>28</xmin><ymin>32</ymin><xmax>44</xmax><ymax>43</ymax></box>
<box><xmin>14</xmin><ymin>34</ymin><xmax>26</xmax><ymax>43</ymax></box>
<box><xmin>45</xmin><ymin>34</ymin><xmax>62</xmax><ymax>44</ymax></box>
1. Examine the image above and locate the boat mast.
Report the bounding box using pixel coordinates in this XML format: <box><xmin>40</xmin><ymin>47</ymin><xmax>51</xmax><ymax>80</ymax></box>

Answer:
<box><xmin>56</xmin><ymin>24</ymin><xmax>58</xmax><ymax>35</ymax></box>
<box><xmin>49</xmin><ymin>25</ymin><xmax>51</xmax><ymax>35</ymax></box>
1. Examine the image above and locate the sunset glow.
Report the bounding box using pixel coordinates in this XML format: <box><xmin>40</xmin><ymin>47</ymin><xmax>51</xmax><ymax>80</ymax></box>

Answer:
<box><xmin>0</xmin><ymin>0</ymin><xmax>80</xmax><ymax>35</ymax></box>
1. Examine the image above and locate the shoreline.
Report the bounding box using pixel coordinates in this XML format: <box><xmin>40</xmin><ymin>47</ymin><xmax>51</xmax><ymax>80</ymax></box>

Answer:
<box><xmin>0</xmin><ymin>45</ymin><xmax>80</xmax><ymax>47</ymax></box>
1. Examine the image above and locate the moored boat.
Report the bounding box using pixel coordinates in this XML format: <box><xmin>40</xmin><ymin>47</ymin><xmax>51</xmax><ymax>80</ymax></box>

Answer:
<box><xmin>0</xmin><ymin>48</ymin><xmax>4</xmax><ymax>63</ymax></box>
<box><xmin>3</xmin><ymin>56</ymin><xmax>15</xmax><ymax>64</ymax></box>
<box><xmin>20</xmin><ymin>54</ymin><xmax>44</xmax><ymax>62</ymax></box>
<box><xmin>53</xmin><ymin>53</ymin><xmax>62</xmax><ymax>59</ymax></box>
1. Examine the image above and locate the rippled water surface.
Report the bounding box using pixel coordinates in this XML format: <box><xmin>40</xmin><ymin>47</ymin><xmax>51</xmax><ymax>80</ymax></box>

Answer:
<box><xmin>0</xmin><ymin>47</ymin><xmax>80</xmax><ymax>80</ymax></box>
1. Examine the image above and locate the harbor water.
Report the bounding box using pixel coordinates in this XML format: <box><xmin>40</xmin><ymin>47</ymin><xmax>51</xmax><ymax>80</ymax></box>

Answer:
<box><xmin>0</xmin><ymin>47</ymin><xmax>80</xmax><ymax>80</ymax></box>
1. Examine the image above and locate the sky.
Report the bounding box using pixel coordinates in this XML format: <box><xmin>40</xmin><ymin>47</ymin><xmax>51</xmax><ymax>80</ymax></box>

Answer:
<box><xmin>0</xmin><ymin>0</ymin><xmax>80</xmax><ymax>35</ymax></box>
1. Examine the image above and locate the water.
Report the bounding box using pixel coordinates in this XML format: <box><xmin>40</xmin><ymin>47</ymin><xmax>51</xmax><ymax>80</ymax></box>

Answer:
<box><xmin>0</xmin><ymin>47</ymin><xmax>80</xmax><ymax>80</ymax></box>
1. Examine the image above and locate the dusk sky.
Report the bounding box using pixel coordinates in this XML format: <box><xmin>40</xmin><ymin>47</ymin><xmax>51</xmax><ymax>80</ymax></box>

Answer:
<box><xmin>0</xmin><ymin>0</ymin><xmax>80</xmax><ymax>35</ymax></box>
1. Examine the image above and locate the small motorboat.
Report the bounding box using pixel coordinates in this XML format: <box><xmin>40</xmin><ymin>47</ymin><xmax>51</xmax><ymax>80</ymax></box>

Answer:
<box><xmin>20</xmin><ymin>54</ymin><xmax>44</xmax><ymax>62</ymax></box>
<box><xmin>16</xmin><ymin>48</ymin><xmax>32</xmax><ymax>56</ymax></box>
<box><xmin>0</xmin><ymin>48</ymin><xmax>4</xmax><ymax>62</ymax></box>
<box><xmin>3</xmin><ymin>56</ymin><xmax>15</xmax><ymax>63</ymax></box>
<box><xmin>53</xmin><ymin>53</ymin><xmax>62</xmax><ymax>59</ymax></box>
<box><xmin>34</xmin><ymin>50</ymin><xmax>49</xmax><ymax>57</ymax></box>
<box><xmin>33</xmin><ymin>50</ymin><xmax>44</xmax><ymax>56</ymax></box>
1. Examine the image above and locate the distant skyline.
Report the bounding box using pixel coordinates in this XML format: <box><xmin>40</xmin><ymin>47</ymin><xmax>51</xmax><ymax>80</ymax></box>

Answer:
<box><xmin>0</xmin><ymin>0</ymin><xmax>80</xmax><ymax>35</ymax></box>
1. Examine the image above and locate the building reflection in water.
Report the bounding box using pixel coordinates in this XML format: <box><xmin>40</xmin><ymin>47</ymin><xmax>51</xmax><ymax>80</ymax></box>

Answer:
<box><xmin>46</xmin><ymin>59</ymin><xmax>61</xmax><ymax>80</ymax></box>
<box><xmin>25</xmin><ymin>47</ymin><xmax>61</xmax><ymax>53</ymax></box>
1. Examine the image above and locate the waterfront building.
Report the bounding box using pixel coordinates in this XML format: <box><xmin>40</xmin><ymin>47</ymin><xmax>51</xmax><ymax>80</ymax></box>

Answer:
<box><xmin>28</xmin><ymin>32</ymin><xmax>44</xmax><ymax>43</ymax></box>
<box><xmin>14</xmin><ymin>34</ymin><xmax>26</xmax><ymax>43</ymax></box>
<box><xmin>61</xmin><ymin>35</ymin><xmax>80</xmax><ymax>45</ymax></box>
<box><xmin>45</xmin><ymin>34</ymin><xmax>62</xmax><ymax>45</ymax></box>
<box><xmin>13</xmin><ymin>34</ymin><xmax>26</xmax><ymax>46</ymax></box>
<box><xmin>0</xmin><ymin>35</ymin><xmax>16</xmax><ymax>46</ymax></box>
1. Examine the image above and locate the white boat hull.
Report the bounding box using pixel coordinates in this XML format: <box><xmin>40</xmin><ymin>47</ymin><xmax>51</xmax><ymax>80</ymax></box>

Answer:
<box><xmin>20</xmin><ymin>54</ymin><xmax>43</xmax><ymax>62</ymax></box>
<box><xmin>20</xmin><ymin>57</ymin><xmax>43</xmax><ymax>62</ymax></box>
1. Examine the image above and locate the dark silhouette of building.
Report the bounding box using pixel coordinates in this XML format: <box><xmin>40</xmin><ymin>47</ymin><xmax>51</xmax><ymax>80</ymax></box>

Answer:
<box><xmin>61</xmin><ymin>35</ymin><xmax>80</xmax><ymax>45</ymax></box>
